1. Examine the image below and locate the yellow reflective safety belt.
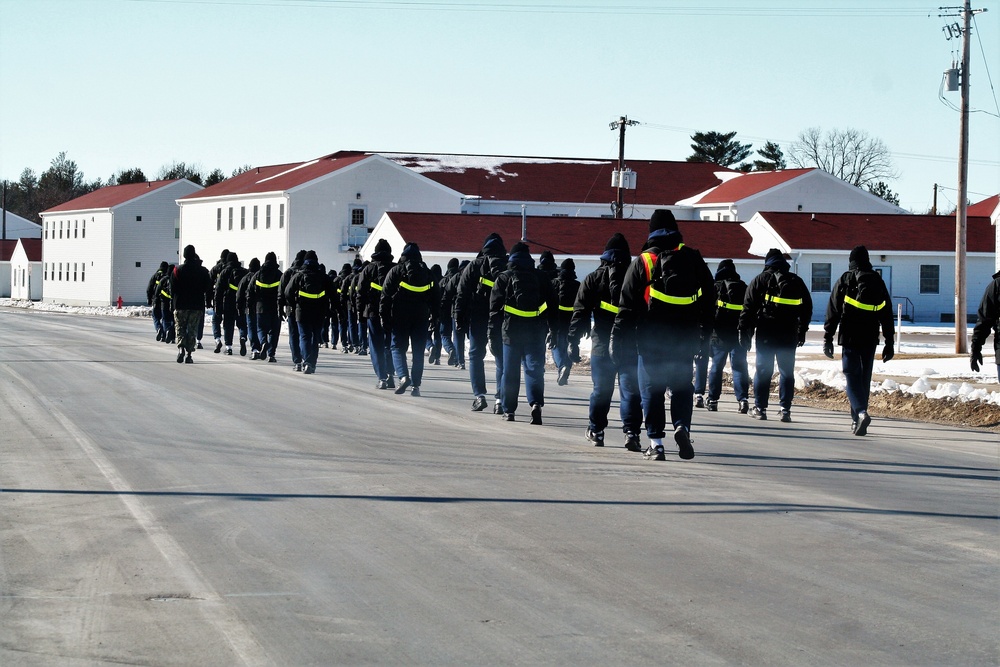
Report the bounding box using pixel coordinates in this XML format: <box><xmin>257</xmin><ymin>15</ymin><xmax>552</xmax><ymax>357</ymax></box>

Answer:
<box><xmin>504</xmin><ymin>302</ymin><xmax>548</xmax><ymax>317</ymax></box>
<box><xmin>558</xmin><ymin>304</ymin><xmax>574</xmax><ymax>312</ymax></box>
<box><xmin>370</xmin><ymin>282</ymin><xmax>383</xmax><ymax>292</ymax></box>
<box><xmin>764</xmin><ymin>294</ymin><xmax>803</xmax><ymax>306</ymax></box>
<box><xmin>649</xmin><ymin>287</ymin><xmax>702</xmax><ymax>305</ymax></box>
<box><xmin>400</xmin><ymin>281</ymin><xmax>432</xmax><ymax>293</ymax></box>
<box><xmin>160</xmin><ymin>290</ymin><xmax>171</xmax><ymax>299</ymax></box>
<box><xmin>299</xmin><ymin>290</ymin><xmax>326</xmax><ymax>299</ymax></box>
<box><xmin>717</xmin><ymin>300</ymin><xmax>743</xmax><ymax>311</ymax></box>
<box><xmin>844</xmin><ymin>295</ymin><xmax>885</xmax><ymax>311</ymax></box>
<box><xmin>599</xmin><ymin>300</ymin><xmax>620</xmax><ymax>314</ymax></box>
<box><xmin>480</xmin><ymin>276</ymin><xmax>495</xmax><ymax>288</ymax></box>
<box><xmin>229</xmin><ymin>283</ymin><xmax>239</xmax><ymax>291</ymax></box>
<box><xmin>255</xmin><ymin>280</ymin><xmax>280</xmax><ymax>289</ymax></box>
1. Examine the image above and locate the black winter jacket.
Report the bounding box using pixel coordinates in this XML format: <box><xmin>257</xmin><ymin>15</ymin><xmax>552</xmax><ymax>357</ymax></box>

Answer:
<box><xmin>357</xmin><ymin>251</ymin><xmax>395</xmax><ymax>321</ymax></box>
<box><xmin>248</xmin><ymin>260</ymin><xmax>283</xmax><ymax>316</ymax></box>
<box><xmin>739</xmin><ymin>258</ymin><xmax>813</xmax><ymax>348</ymax></box>
<box><xmin>972</xmin><ymin>271</ymin><xmax>1000</xmax><ymax>364</ymax></box>
<box><xmin>171</xmin><ymin>255</ymin><xmax>213</xmax><ymax>311</ymax></box>
<box><xmin>568</xmin><ymin>252</ymin><xmax>629</xmax><ymax>359</ymax></box>
<box><xmin>380</xmin><ymin>258</ymin><xmax>441</xmax><ymax>330</ymax></box>
<box><xmin>488</xmin><ymin>250</ymin><xmax>556</xmax><ymax>346</ymax></box>
<box><xmin>285</xmin><ymin>260</ymin><xmax>330</xmax><ymax>324</ymax></box>
<box><xmin>823</xmin><ymin>260</ymin><xmax>894</xmax><ymax>349</ymax></box>
<box><xmin>552</xmin><ymin>267</ymin><xmax>580</xmax><ymax>333</ymax></box>
<box><xmin>455</xmin><ymin>237</ymin><xmax>507</xmax><ymax>328</ymax></box>
<box><xmin>215</xmin><ymin>258</ymin><xmax>248</xmax><ymax>315</ymax></box>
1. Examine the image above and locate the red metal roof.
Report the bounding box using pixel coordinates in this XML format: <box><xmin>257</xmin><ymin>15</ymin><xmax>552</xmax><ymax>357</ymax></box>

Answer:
<box><xmin>968</xmin><ymin>194</ymin><xmax>999</xmax><ymax>218</ymax></box>
<box><xmin>379</xmin><ymin>152</ymin><xmax>734</xmax><ymax>205</ymax></box>
<box><xmin>693</xmin><ymin>169</ymin><xmax>814</xmax><ymax>204</ymax></box>
<box><xmin>179</xmin><ymin>153</ymin><xmax>372</xmax><ymax>200</ymax></box>
<box><xmin>2</xmin><ymin>238</ymin><xmax>42</xmax><ymax>262</ymax></box>
<box><xmin>756</xmin><ymin>211</ymin><xmax>995</xmax><ymax>253</ymax></box>
<box><xmin>43</xmin><ymin>179</ymin><xmax>186</xmax><ymax>213</ymax></box>
<box><xmin>0</xmin><ymin>240</ymin><xmax>16</xmax><ymax>261</ymax></box>
<box><xmin>383</xmin><ymin>212</ymin><xmax>755</xmax><ymax>260</ymax></box>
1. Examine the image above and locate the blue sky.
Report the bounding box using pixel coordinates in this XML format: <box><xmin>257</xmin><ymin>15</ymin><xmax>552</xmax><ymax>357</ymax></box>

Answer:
<box><xmin>1</xmin><ymin>0</ymin><xmax>997</xmax><ymax>214</ymax></box>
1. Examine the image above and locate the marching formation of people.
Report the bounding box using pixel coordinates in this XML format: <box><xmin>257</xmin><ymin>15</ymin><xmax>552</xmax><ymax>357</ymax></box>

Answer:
<box><xmin>152</xmin><ymin>208</ymin><xmax>996</xmax><ymax>460</ymax></box>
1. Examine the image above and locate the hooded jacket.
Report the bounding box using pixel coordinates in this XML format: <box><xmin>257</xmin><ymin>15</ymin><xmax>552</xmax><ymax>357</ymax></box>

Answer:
<box><xmin>455</xmin><ymin>233</ymin><xmax>508</xmax><ymax>328</ymax></box>
<box><xmin>740</xmin><ymin>250</ymin><xmax>813</xmax><ymax>347</ymax></box>
<box><xmin>215</xmin><ymin>253</ymin><xmax>249</xmax><ymax>314</ymax></box>
<box><xmin>147</xmin><ymin>262</ymin><xmax>169</xmax><ymax>306</ymax></box>
<box><xmin>380</xmin><ymin>245</ymin><xmax>440</xmax><ymax>329</ymax></box>
<box><xmin>285</xmin><ymin>258</ymin><xmax>329</xmax><ymax>323</ymax></box>
<box><xmin>439</xmin><ymin>259</ymin><xmax>462</xmax><ymax>322</ymax></box>
<box><xmin>279</xmin><ymin>251</ymin><xmax>306</xmax><ymax>319</ymax></box>
<box><xmin>552</xmin><ymin>260</ymin><xmax>580</xmax><ymax>332</ymax></box>
<box><xmin>357</xmin><ymin>241</ymin><xmax>396</xmax><ymax>320</ymax></box>
<box><xmin>171</xmin><ymin>250</ymin><xmax>213</xmax><ymax>311</ymax></box>
<box><xmin>488</xmin><ymin>245</ymin><xmax>555</xmax><ymax>346</ymax></box>
<box><xmin>823</xmin><ymin>247</ymin><xmax>894</xmax><ymax>349</ymax></box>
<box><xmin>236</xmin><ymin>257</ymin><xmax>261</xmax><ymax>319</ymax></box>
<box><xmin>711</xmin><ymin>259</ymin><xmax>747</xmax><ymax>345</ymax></box>
<box><xmin>248</xmin><ymin>255</ymin><xmax>283</xmax><ymax>316</ymax></box>
<box><xmin>972</xmin><ymin>271</ymin><xmax>1000</xmax><ymax>364</ymax></box>
<box><xmin>569</xmin><ymin>238</ymin><xmax>631</xmax><ymax>358</ymax></box>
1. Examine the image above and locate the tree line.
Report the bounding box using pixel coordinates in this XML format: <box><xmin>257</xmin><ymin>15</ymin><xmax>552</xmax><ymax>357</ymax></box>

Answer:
<box><xmin>1</xmin><ymin>153</ymin><xmax>251</xmax><ymax>224</ymax></box>
<box><xmin>686</xmin><ymin>126</ymin><xmax>900</xmax><ymax>206</ymax></box>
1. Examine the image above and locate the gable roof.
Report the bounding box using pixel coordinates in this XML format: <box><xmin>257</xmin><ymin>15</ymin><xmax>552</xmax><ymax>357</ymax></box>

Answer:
<box><xmin>752</xmin><ymin>211</ymin><xmax>995</xmax><ymax>253</ymax></box>
<box><xmin>968</xmin><ymin>194</ymin><xmax>999</xmax><ymax>219</ymax></box>
<box><xmin>179</xmin><ymin>152</ymin><xmax>373</xmax><ymax>200</ymax></box>
<box><xmin>378</xmin><ymin>152</ymin><xmax>734</xmax><ymax>205</ymax></box>
<box><xmin>379</xmin><ymin>212</ymin><xmax>755</xmax><ymax>260</ymax></box>
<box><xmin>0</xmin><ymin>239</ymin><xmax>16</xmax><ymax>261</ymax></box>
<box><xmin>43</xmin><ymin>179</ymin><xmax>192</xmax><ymax>214</ymax></box>
<box><xmin>691</xmin><ymin>169</ymin><xmax>814</xmax><ymax>205</ymax></box>
<box><xmin>13</xmin><ymin>238</ymin><xmax>41</xmax><ymax>262</ymax></box>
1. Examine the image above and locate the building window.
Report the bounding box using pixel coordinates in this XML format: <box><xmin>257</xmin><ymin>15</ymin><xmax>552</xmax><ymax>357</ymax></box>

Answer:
<box><xmin>811</xmin><ymin>263</ymin><xmax>831</xmax><ymax>292</ymax></box>
<box><xmin>228</xmin><ymin>207</ymin><xmax>233</xmax><ymax>231</ymax></box>
<box><xmin>82</xmin><ymin>220</ymin><xmax>86</xmax><ymax>238</ymax></box>
<box><xmin>58</xmin><ymin>263</ymin><xmax>62</xmax><ymax>280</ymax></box>
<box><xmin>73</xmin><ymin>263</ymin><xmax>78</xmax><ymax>281</ymax></box>
<box><xmin>44</xmin><ymin>262</ymin><xmax>48</xmax><ymax>279</ymax></box>
<box><xmin>74</xmin><ymin>220</ymin><xmax>78</xmax><ymax>238</ymax></box>
<box><xmin>350</xmin><ymin>207</ymin><xmax>366</xmax><ymax>226</ymax></box>
<box><xmin>240</xmin><ymin>206</ymin><xmax>246</xmax><ymax>230</ymax></box>
<box><xmin>217</xmin><ymin>208</ymin><xmax>222</xmax><ymax>231</ymax></box>
<box><xmin>279</xmin><ymin>203</ymin><xmax>285</xmax><ymax>229</ymax></box>
<box><xmin>81</xmin><ymin>263</ymin><xmax>85</xmax><ymax>282</ymax></box>
<box><xmin>59</xmin><ymin>221</ymin><xmax>63</xmax><ymax>239</ymax></box>
<box><xmin>44</xmin><ymin>222</ymin><xmax>48</xmax><ymax>239</ymax></box>
<box><xmin>136</xmin><ymin>215</ymin><xmax>142</xmax><ymax>222</ymax></box>
<box><xmin>266</xmin><ymin>204</ymin><xmax>271</xmax><ymax>229</ymax></box>
<box><xmin>253</xmin><ymin>205</ymin><xmax>258</xmax><ymax>230</ymax></box>
<box><xmin>919</xmin><ymin>265</ymin><xmax>940</xmax><ymax>294</ymax></box>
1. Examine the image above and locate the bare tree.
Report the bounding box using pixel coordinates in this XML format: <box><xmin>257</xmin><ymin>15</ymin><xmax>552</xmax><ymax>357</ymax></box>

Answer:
<box><xmin>788</xmin><ymin>127</ymin><xmax>898</xmax><ymax>189</ymax></box>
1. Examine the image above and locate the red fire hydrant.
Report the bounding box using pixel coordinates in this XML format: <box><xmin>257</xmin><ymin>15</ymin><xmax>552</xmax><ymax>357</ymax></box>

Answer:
<box><xmin>117</xmin><ymin>295</ymin><xmax>123</xmax><ymax>309</ymax></box>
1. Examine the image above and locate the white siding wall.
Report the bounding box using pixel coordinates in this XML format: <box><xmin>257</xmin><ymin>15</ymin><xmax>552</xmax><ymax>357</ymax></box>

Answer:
<box><xmin>42</xmin><ymin>210</ymin><xmax>113</xmax><ymax>306</ymax></box>
<box><xmin>180</xmin><ymin>194</ymin><xmax>290</xmax><ymax>271</ymax></box>
<box><xmin>9</xmin><ymin>243</ymin><xmax>41</xmax><ymax>300</ymax></box>
<box><xmin>0</xmin><ymin>264</ymin><xmax>9</xmax><ymax>297</ymax></box>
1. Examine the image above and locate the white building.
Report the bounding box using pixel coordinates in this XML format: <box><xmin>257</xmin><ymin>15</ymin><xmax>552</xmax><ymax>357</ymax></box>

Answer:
<box><xmin>968</xmin><ymin>194</ymin><xmax>1000</xmax><ymax>272</ymax></box>
<box><xmin>40</xmin><ymin>179</ymin><xmax>202</xmax><ymax>306</ymax></box>
<box><xmin>9</xmin><ymin>238</ymin><xmax>42</xmax><ymax>300</ymax></box>
<box><xmin>742</xmin><ymin>211</ymin><xmax>996</xmax><ymax>323</ymax></box>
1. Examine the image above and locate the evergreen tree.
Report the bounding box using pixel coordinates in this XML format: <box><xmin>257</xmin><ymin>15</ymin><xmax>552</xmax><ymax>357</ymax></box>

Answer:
<box><xmin>687</xmin><ymin>130</ymin><xmax>752</xmax><ymax>168</ymax></box>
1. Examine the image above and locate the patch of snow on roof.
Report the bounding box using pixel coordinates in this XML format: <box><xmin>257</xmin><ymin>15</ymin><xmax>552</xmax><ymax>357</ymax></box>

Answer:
<box><xmin>257</xmin><ymin>159</ymin><xmax>320</xmax><ymax>184</ymax></box>
<box><xmin>378</xmin><ymin>153</ymin><xmax>609</xmax><ymax>176</ymax></box>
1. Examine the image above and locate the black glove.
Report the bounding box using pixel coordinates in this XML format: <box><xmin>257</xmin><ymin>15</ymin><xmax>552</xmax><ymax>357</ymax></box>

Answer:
<box><xmin>971</xmin><ymin>344</ymin><xmax>983</xmax><ymax>372</ymax></box>
<box><xmin>797</xmin><ymin>331</ymin><xmax>807</xmax><ymax>348</ymax></box>
<box><xmin>569</xmin><ymin>340</ymin><xmax>581</xmax><ymax>364</ymax></box>
<box><xmin>279</xmin><ymin>306</ymin><xmax>286</xmax><ymax>321</ymax></box>
<box><xmin>739</xmin><ymin>330</ymin><xmax>753</xmax><ymax>352</ymax></box>
<box><xmin>455</xmin><ymin>315</ymin><xmax>468</xmax><ymax>336</ymax></box>
<box><xmin>881</xmin><ymin>344</ymin><xmax>894</xmax><ymax>363</ymax></box>
<box><xmin>489</xmin><ymin>335</ymin><xmax>502</xmax><ymax>360</ymax></box>
<box><xmin>823</xmin><ymin>340</ymin><xmax>834</xmax><ymax>359</ymax></box>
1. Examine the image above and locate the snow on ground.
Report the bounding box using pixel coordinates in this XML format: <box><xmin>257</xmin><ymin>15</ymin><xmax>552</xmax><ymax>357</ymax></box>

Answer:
<box><xmin>2</xmin><ymin>298</ymin><xmax>997</xmax><ymax>406</ymax></box>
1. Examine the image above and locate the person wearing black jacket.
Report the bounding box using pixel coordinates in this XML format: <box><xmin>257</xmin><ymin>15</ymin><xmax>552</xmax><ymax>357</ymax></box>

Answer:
<box><xmin>285</xmin><ymin>250</ymin><xmax>329</xmax><ymax>375</ymax></box>
<box><xmin>824</xmin><ymin>245</ymin><xmax>895</xmax><ymax>435</ymax></box>
<box><xmin>438</xmin><ymin>258</ymin><xmax>462</xmax><ymax>367</ymax></box>
<box><xmin>551</xmin><ymin>258</ymin><xmax>580</xmax><ymax>386</ymax></box>
<box><xmin>739</xmin><ymin>248</ymin><xmax>813</xmax><ymax>423</ymax></box>
<box><xmin>972</xmin><ymin>271</ymin><xmax>1000</xmax><ymax>382</ymax></box>
<box><xmin>236</xmin><ymin>257</ymin><xmax>261</xmax><ymax>358</ymax></box>
<box><xmin>209</xmin><ymin>249</ymin><xmax>229</xmax><ymax>352</ymax></box>
<box><xmin>611</xmin><ymin>210</ymin><xmax>714</xmax><ymax>461</ymax></box>
<box><xmin>335</xmin><ymin>263</ymin><xmax>353</xmax><ymax>351</ymax></box>
<box><xmin>425</xmin><ymin>264</ymin><xmax>445</xmax><ymax>365</ymax></box>
<box><xmin>381</xmin><ymin>243</ymin><xmax>441</xmax><ymax>395</ymax></box>
<box><xmin>569</xmin><ymin>233</ymin><xmax>642</xmax><ymax>451</ymax></box>
<box><xmin>325</xmin><ymin>265</ymin><xmax>342</xmax><ymax>350</ymax></box>
<box><xmin>279</xmin><ymin>250</ymin><xmax>306</xmax><ymax>370</ymax></box>
<box><xmin>214</xmin><ymin>251</ymin><xmax>249</xmax><ymax>356</ymax></box>
<box><xmin>146</xmin><ymin>261</ymin><xmax>169</xmax><ymax>341</ymax></box>
<box><xmin>706</xmin><ymin>259</ymin><xmax>750</xmax><ymax>414</ymax></box>
<box><xmin>489</xmin><ymin>242</ymin><xmax>555</xmax><ymax>425</ymax></box>
<box><xmin>357</xmin><ymin>240</ymin><xmax>396</xmax><ymax>388</ymax></box>
<box><xmin>153</xmin><ymin>267</ymin><xmax>175</xmax><ymax>345</ymax></box>
<box><xmin>171</xmin><ymin>245</ymin><xmax>213</xmax><ymax>364</ymax></box>
<box><xmin>455</xmin><ymin>233</ymin><xmax>508</xmax><ymax>413</ymax></box>
<box><xmin>249</xmin><ymin>251</ymin><xmax>283</xmax><ymax>363</ymax></box>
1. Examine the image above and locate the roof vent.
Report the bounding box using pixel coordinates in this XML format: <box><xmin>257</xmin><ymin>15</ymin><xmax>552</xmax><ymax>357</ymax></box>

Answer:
<box><xmin>810</xmin><ymin>214</ymin><xmax>816</xmax><ymax>221</ymax></box>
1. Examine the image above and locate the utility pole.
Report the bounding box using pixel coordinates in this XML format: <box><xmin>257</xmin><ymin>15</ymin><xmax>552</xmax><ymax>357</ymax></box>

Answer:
<box><xmin>931</xmin><ymin>183</ymin><xmax>938</xmax><ymax>216</ymax></box>
<box><xmin>609</xmin><ymin>116</ymin><xmax>639</xmax><ymax>219</ymax></box>
<box><xmin>939</xmin><ymin>1</ymin><xmax>987</xmax><ymax>353</ymax></box>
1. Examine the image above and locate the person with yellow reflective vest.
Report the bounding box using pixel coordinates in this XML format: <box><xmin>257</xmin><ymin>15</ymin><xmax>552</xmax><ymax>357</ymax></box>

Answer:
<box><xmin>568</xmin><ymin>232</ymin><xmax>643</xmax><ymax>451</ymax></box>
<box><xmin>455</xmin><ymin>233</ymin><xmax>508</xmax><ymax>412</ymax></box>
<box><xmin>705</xmin><ymin>259</ymin><xmax>750</xmax><ymax>414</ymax></box>
<box><xmin>247</xmin><ymin>251</ymin><xmax>283</xmax><ymax>363</ymax></box>
<box><xmin>278</xmin><ymin>249</ymin><xmax>306</xmax><ymax>369</ymax></box>
<box><xmin>739</xmin><ymin>248</ymin><xmax>813</xmax><ymax>423</ymax></box>
<box><xmin>214</xmin><ymin>251</ymin><xmax>249</xmax><ymax>356</ymax></box>
<box><xmin>823</xmin><ymin>245</ymin><xmax>894</xmax><ymax>435</ymax></box>
<box><xmin>551</xmin><ymin>258</ymin><xmax>580</xmax><ymax>386</ymax></box>
<box><xmin>357</xmin><ymin>239</ymin><xmax>396</xmax><ymax>388</ymax></box>
<box><xmin>489</xmin><ymin>242</ymin><xmax>556</xmax><ymax>425</ymax></box>
<box><xmin>380</xmin><ymin>243</ymin><xmax>441</xmax><ymax>396</ymax></box>
<box><xmin>611</xmin><ymin>210</ymin><xmax>715</xmax><ymax>461</ymax></box>
<box><xmin>153</xmin><ymin>266</ymin><xmax>175</xmax><ymax>345</ymax></box>
<box><xmin>236</xmin><ymin>257</ymin><xmax>261</xmax><ymax>358</ymax></box>
<box><xmin>284</xmin><ymin>250</ymin><xmax>329</xmax><ymax>375</ymax></box>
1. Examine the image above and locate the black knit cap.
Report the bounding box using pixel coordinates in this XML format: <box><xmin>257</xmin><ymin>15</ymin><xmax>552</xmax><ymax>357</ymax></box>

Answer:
<box><xmin>265</xmin><ymin>251</ymin><xmax>277</xmax><ymax>264</ymax></box>
<box><xmin>509</xmin><ymin>241</ymin><xmax>530</xmax><ymax>255</ymax></box>
<box><xmin>374</xmin><ymin>239</ymin><xmax>392</xmax><ymax>254</ymax></box>
<box><xmin>539</xmin><ymin>250</ymin><xmax>555</xmax><ymax>268</ymax></box>
<box><xmin>159</xmin><ymin>260</ymin><xmax>169</xmax><ymax>271</ymax></box>
<box><xmin>560</xmin><ymin>258</ymin><xmax>575</xmax><ymax>270</ymax></box>
<box><xmin>765</xmin><ymin>248</ymin><xmax>786</xmax><ymax>263</ymax></box>
<box><xmin>447</xmin><ymin>257</ymin><xmax>459</xmax><ymax>270</ymax></box>
<box><xmin>401</xmin><ymin>242</ymin><xmax>421</xmax><ymax>259</ymax></box>
<box><xmin>649</xmin><ymin>209</ymin><xmax>678</xmax><ymax>234</ymax></box>
<box><xmin>849</xmin><ymin>245</ymin><xmax>870</xmax><ymax>264</ymax></box>
<box><xmin>183</xmin><ymin>245</ymin><xmax>196</xmax><ymax>260</ymax></box>
<box><xmin>305</xmin><ymin>250</ymin><xmax>318</xmax><ymax>262</ymax></box>
<box><xmin>249</xmin><ymin>257</ymin><xmax>261</xmax><ymax>271</ymax></box>
<box><xmin>604</xmin><ymin>232</ymin><xmax>631</xmax><ymax>254</ymax></box>
<box><xmin>227</xmin><ymin>251</ymin><xmax>239</xmax><ymax>264</ymax></box>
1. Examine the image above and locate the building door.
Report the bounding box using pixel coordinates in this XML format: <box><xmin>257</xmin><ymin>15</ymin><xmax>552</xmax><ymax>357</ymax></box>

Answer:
<box><xmin>874</xmin><ymin>266</ymin><xmax>891</xmax><ymax>294</ymax></box>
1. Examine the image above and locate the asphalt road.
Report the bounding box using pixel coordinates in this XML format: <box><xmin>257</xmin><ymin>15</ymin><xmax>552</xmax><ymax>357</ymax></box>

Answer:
<box><xmin>1</xmin><ymin>308</ymin><xmax>997</xmax><ymax>666</ymax></box>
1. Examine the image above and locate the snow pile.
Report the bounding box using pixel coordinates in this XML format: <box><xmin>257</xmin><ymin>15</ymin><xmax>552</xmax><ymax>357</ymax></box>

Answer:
<box><xmin>0</xmin><ymin>298</ymin><xmax>151</xmax><ymax>318</ymax></box>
